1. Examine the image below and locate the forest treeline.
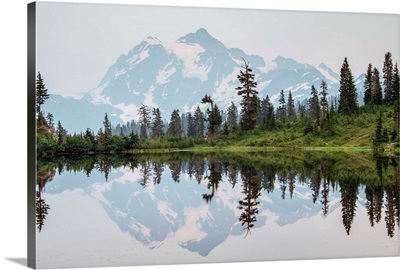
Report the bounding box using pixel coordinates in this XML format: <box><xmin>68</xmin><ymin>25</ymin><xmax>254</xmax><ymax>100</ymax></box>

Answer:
<box><xmin>36</xmin><ymin>52</ymin><xmax>400</xmax><ymax>155</ymax></box>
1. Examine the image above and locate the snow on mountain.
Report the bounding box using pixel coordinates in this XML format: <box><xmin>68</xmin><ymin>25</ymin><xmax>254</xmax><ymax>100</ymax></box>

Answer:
<box><xmin>44</xmin><ymin>28</ymin><xmax>352</xmax><ymax>133</ymax></box>
<box><xmin>85</xmin><ymin>28</ymin><xmax>344</xmax><ymax>113</ymax></box>
<box><xmin>317</xmin><ymin>63</ymin><xmax>340</xmax><ymax>84</ymax></box>
<box><xmin>173</xmin><ymin>42</ymin><xmax>208</xmax><ymax>81</ymax></box>
<box><xmin>259</xmin><ymin>56</ymin><xmax>340</xmax><ymax>104</ymax></box>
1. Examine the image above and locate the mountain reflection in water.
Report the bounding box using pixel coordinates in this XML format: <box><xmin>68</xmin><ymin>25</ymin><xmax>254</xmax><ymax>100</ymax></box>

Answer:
<box><xmin>36</xmin><ymin>151</ymin><xmax>399</xmax><ymax>266</ymax></box>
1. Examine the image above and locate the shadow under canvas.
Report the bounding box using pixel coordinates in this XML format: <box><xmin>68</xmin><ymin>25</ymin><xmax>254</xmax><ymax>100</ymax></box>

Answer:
<box><xmin>6</xmin><ymin>258</ymin><xmax>27</xmax><ymax>267</ymax></box>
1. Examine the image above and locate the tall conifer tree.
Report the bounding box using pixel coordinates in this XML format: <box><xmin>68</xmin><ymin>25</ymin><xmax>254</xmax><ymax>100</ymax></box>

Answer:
<box><xmin>235</xmin><ymin>59</ymin><xmax>259</xmax><ymax>131</ymax></box>
<box><xmin>187</xmin><ymin>112</ymin><xmax>196</xmax><ymax>137</ymax></box>
<box><xmin>309</xmin><ymin>85</ymin><xmax>320</xmax><ymax>124</ymax></box>
<box><xmin>392</xmin><ymin>62</ymin><xmax>399</xmax><ymax>103</ymax></box>
<box><xmin>138</xmin><ymin>104</ymin><xmax>150</xmax><ymax>139</ymax></box>
<box><xmin>226</xmin><ymin>102</ymin><xmax>238</xmax><ymax>132</ymax></box>
<box><xmin>364</xmin><ymin>63</ymin><xmax>373</xmax><ymax>105</ymax></box>
<box><xmin>36</xmin><ymin>72</ymin><xmax>49</xmax><ymax>114</ymax></box>
<box><xmin>383</xmin><ymin>52</ymin><xmax>393</xmax><ymax>105</ymax></box>
<box><xmin>277</xmin><ymin>90</ymin><xmax>286</xmax><ymax>122</ymax></box>
<box><xmin>193</xmin><ymin>106</ymin><xmax>204</xmax><ymax>137</ymax></box>
<box><xmin>371</xmin><ymin>67</ymin><xmax>383</xmax><ymax>105</ymax></box>
<box><xmin>287</xmin><ymin>90</ymin><xmax>296</xmax><ymax>122</ymax></box>
<box><xmin>151</xmin><ymin>108</ymin><xmax>164</xmax><ymax>139</ymax></box>
<box><xmin>167</xmin><ymin>109</ymin><xmax>183</xmax><ymax>137</ymax></box>
<box><xmin>338</xmin><ymin>57</ymin><xmax>358</xmax><ymax>115</ymax></box>
<box><xmin>320</xmin><ymin>80</ymin><xmax>329</xmax><ymax>131</ymax></box>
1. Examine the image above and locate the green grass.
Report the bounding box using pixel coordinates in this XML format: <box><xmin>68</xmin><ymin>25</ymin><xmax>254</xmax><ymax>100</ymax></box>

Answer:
<box><xmin>127</xmin><ymin>110</ymin><xmax>396</xmax><ymax>153</ymax></box>
<box><xmin>191</xmin><ymin>109</ymin><xmax>395</xmax><ymax>151</ymax></box>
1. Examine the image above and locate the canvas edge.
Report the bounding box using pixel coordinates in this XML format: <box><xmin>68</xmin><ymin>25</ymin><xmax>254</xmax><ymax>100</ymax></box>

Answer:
<box><xmin>27</xmin><ymin>2</ymin><xmax>36</xmax><ymax>269</ymax></box>
<box><xmin>398</xmin><ymin>12</ymin><xmax>400</xmax><ymax>258</ymax></box>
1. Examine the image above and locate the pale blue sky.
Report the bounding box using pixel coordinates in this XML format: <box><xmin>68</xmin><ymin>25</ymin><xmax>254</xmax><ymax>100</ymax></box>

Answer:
<box><xmin>36</xmin><ymin>1</ymin><xmax>399</xmax><ymax>97</ymax></box>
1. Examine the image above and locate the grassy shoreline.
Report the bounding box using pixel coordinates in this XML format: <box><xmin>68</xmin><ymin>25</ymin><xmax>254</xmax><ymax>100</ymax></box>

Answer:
<box><xmin>126</xmin><ymin>145</ymin><xmax>373</xmax><ymax>154</ymax></box>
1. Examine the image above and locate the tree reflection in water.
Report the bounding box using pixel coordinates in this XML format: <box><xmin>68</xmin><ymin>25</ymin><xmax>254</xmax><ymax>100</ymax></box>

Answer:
<box><xmin>202</xmin><ymin>161</ymin><xmax>222</xmax><ymax>203</ymax></box>
<box><xmin>36</xmin><ymin>162</ymin><xmax>55</xmax><ymax>232</ymax></box>
<box><xmin>36</xmin><ymin>191</ymin><xmax>50</xmax><ymax>232</ymax></box>
<box><xmin>237</xmin><ymin>165</ymin><xmax>261</xmax><ymax>237</ymax></box>
<box><xmin>36</xmin><ymin>151</ymin><xmax>399</xmax><ymax>237</ymax></box>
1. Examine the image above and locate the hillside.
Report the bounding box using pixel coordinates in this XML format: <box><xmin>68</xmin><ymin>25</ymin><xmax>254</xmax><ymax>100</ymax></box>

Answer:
<box><xmin>191</xmin><ymin>109</ymin><xmax>396</xmax><ymax>150</ymax></box>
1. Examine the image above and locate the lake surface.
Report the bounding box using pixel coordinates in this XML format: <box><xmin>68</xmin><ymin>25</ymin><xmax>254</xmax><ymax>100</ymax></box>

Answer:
<box><xmin>36</xmin><ymin>151</ymin><xmax>400</xmax><ymax>268</ymax></box>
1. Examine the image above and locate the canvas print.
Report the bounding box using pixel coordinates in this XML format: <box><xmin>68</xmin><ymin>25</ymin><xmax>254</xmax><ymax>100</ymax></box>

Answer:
<box><xmin>28</xmin><ymin>2</ymin><xmax>400</xmax><ymax>269</ymax></box>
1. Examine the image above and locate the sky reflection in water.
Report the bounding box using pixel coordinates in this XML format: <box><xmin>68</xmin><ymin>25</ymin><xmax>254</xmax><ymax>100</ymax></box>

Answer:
<box><xmin>36</xmin><ymin>151</ymin><xmax>399</xmax><ymax>268</ymax></box>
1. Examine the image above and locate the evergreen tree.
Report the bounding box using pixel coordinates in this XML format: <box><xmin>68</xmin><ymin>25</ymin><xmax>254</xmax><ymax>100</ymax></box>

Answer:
<box><xmin>36</xmin><ymin>72</ymin><xmax>49</xmax><ymax>114</ymax></box>
<box><xmin>260</xmin><ymin>95</ymin><xmax>276</xmax><ymax>129</ymax></box>
<box><xmin>56</xmin><ymin>120</ymin><xmax>67</xmax><ymax>144</ymax></box>
<box><xmin>383</xmin><ymin>52</ymin><xmax>393</xmax><ymax>105</ymax></box>
<box><xmin>226</xmin><ymin>102</ymin><xmax>238</xmax><ymax>133</ymax></box>
<box><xmin>206</xmin><ymin>104</ymin><xmax>222</xmax><ymax>137</ymax></box>
<box><xmin>320</xmin><ymin>80</ymin><xmax>329</xmax><ymax>131</ymax></box>
<box><xmin>138</xmin><ymin>104</ymin><xmax>150</xmax><ymax>139</ymax></box>
<box><xmin>277</xmin><ymin>89</ymin><xmax>286</xmax><ymax>122</ymax></box>
<box><xmin>180</xmin><ymin>113</ymin><xmax>187</xmax><ymax>137</ymax></box>
<box><xmin>83</xmin><ymin>128</ymin><xmax>95</xmax><ymax>147</ymax></box>
<box><xmin>364</xmin><ymin>63</ymin><xmax>373</xmax><ymax>105</ymax></box>
<box><xmin>235</xmin><ymin>59</ymin><xmax>259</xmax><ymax>131</ymax></box>
<box><xmin>297</xmin><ymin>103</ymin><xmax>306</xmax><ymax>121</ymax></box>
<box><xmin>201</xmin><ymin>94</ymin><xmax>222</xmax><ymax>136</ymax></box>
<box><xmin>168</xmin><ymin>109</ymin><xmax>183</xmax><ymax>137</ymax></box>
<box><xmin>45</xmin><ymin>112</ymin><xmax>54</xmax><ymax>127</ymax></box>
<box><xmin>338</xmin><ymin>57</ymin><xmax>358</xmax><ymax>115</ymax></box>
<box><xmin>267</xmin><ymin>103</ymin><xmax>276</xmax><ymax>130</ymax></box>
<box><xmin>392</xmin><ymin>62</ymin><xmax>399</xmax><ymax>103</ymax></box>
<box><xmin>309</xmin><ymin>85</ymin><xmax>320</xmax><ymax>124</ymax></box>
<box><xmin>99</xmin><ymin>113</ymin><xmax>112</xmax><ymax>149</ymax></box>
<box><xmin>193</xmin><ymin>106</ymin><xmax>204</xmax><ymax>137</ymax></box>
<box><xmin>286</xmin><ymin>90</ymin><xmax>296</xmax><ymax>122</ymax></box>
<box><xmin>151</xmin><ymin>108</ymin><xmax>164</xmax><ymax>139</ymax></box>
<box><xmin>128</xmin><ymin>131</ymin><xmax>139</xmax><ymax>148</ymax></box>
<box><xmin>103</xmin><ymin>113</ymin><xmax>112</xmax><ymax>137</ymax></box>
<box><xmin>329</xmin><ymin>100</ymin><xmax>335</xmax><ymax>117</ymax></box>
<box><xmin>371</xmin><ymin>67</ymin><xmax>383</xmax><ymax>105</ymax></box>
<box><xmin>186</xmin><ymin>112</ymin><xmax>196</xmax><ymax>137</ymax></box>
<box><xmin>259</xmin><ymin>96</ymin><xmax>269</xmax><ymax>125</ymax></box>
<box><xmin>222</xmin><ymin>121</ymin><xmax>229</xmax><ymax>135</ymax></box>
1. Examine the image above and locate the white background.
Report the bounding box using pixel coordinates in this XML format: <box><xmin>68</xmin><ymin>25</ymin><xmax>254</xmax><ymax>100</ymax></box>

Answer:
<box><xmin>0</xmin><ymin>1</ymin><xmax>399</xmax><ymax>270</ymax></box>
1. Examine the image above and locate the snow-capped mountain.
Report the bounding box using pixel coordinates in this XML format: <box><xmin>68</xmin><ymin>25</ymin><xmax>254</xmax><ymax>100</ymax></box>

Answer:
<box><xmin>43</xmin><ymin>28</ymin><xmax>351</xmax><ymax>133</ymax></box>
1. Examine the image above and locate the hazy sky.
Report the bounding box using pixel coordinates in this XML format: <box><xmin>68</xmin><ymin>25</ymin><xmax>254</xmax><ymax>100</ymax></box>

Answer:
<box><xmin>36</xmin><ymin>1</ymin><xmax>399</xmax><ymax>97</ymax></box>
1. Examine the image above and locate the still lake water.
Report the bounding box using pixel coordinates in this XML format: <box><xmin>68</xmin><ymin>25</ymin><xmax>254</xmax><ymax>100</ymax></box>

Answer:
<box><xmin>36</xmin><ymin>151</ymin><xmax>399</xmax><ymax>268</ymax></box>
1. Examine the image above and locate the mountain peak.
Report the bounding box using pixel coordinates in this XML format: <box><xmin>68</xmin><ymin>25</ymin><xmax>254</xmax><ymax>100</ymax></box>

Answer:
<box><xmin>195</xmin><ymin>27</ymin><xmax>209</xmax><ymax>35</ymax></box>
<box><xmin>318</xmin><ymin>63</ymin><xmax>330</xmax><ymax>70</ymax></box>
<box><xmin>273</xmin><ymin>56</ymin><xmax>301</xmax><ymax>68</ymax></box>
<box><xmin>143</xmin><ymin>36</ymin><xmax>162</xmax><ymax>46</ymax></box>
<box><xmin>177</xmin><ymin>28</ymin><xmax>227</xmax><ymax>52</ymax></box>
